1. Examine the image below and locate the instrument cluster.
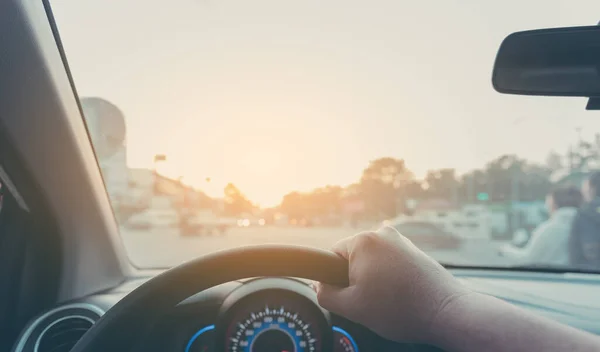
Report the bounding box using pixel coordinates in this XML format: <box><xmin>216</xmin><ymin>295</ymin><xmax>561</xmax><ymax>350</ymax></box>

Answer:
<box><xmin>184</xmin><ymin>278</ymin><xmax>360</xmax><ymax>352</ymax></box>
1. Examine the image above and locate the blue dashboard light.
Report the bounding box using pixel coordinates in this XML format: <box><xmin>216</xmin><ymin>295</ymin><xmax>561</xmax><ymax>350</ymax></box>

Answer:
<box><xmin>332</xmin><ymin>326</ymin><xmax>359</xmax><ymax>352</ymax></box>
<box><xmin>185</xmin><ymin>324</ymin><xmax>215</xmax><ymax>352</ymax></box>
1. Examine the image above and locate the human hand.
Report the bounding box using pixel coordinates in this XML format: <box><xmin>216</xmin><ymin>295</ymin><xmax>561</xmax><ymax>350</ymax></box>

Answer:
<box><xmin>315</xmin><ymin>227</ymin><xmax>472</xmax><ymax>343</ymax></box>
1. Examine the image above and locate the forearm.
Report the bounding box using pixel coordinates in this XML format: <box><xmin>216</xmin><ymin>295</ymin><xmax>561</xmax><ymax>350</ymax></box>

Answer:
<box><xmin>430</xmin><ymin>292</ymin><xmax>600</xmax><ymax>352</ymax></box>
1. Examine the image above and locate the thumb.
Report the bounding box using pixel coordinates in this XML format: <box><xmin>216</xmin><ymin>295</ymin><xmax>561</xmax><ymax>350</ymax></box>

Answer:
<box><xmin>315</xmin><ymin>283</ymin><xmax>357</xmax><ymax>317</ymax></box>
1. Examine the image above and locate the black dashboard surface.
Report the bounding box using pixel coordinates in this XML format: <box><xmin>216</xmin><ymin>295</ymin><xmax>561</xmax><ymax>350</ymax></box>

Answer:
<box><xmin>17</xmin><ymin>270</ymin><xmax>600</xmax><ymax>352</ymax></box>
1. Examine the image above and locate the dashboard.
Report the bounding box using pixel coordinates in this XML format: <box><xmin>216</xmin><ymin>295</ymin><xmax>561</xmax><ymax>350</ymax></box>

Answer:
<box><xmin>123</xmin><ymin>278</ymin><xmax>439</xmax><ymax>352</ymax></box>
<box><xmin>13</xmin><ymin>270</ymin><xmax>600</xmax><ymax>352</ymax></box>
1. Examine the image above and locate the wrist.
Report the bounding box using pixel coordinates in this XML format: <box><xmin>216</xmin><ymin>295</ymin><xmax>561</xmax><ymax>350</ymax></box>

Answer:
<box><xmin>427</xmin><ymin>289</ymin><xmax>480</xmax><ymax>347</ymax></box>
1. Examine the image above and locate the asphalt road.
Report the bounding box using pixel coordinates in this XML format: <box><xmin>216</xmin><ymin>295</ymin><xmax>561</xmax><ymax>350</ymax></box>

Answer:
<box><xmin>121</xmin><ymin>226</ymin><xmax>509</xmax><ymax>268</ymax></box>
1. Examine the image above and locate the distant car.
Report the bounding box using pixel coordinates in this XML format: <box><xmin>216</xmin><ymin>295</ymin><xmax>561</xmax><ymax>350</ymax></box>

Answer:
<box><xmin>237</xmin><ymin>217</ymin><xmax>267</xmax><ymax>227</ymax></box>
<box><xmin>184</xmin><ymin>211</ymin><xmax>237</xmax><ymax>236</ymax></box>
<box><xmin>391</xmin><ymin>221</ymin><xmax>462</xmax><ymax>250</ymax></box>
<box><xmin>127</xmin><ymin>208</ymin><xmax>179</xmax><ymax>230</ymax></box>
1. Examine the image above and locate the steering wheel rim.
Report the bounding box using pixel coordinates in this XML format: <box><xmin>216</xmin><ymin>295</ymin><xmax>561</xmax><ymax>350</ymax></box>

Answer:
<box><xmin>71</xmin><ymin>245</ymin><xmax>349</xmax><ymax>352</ymax></box>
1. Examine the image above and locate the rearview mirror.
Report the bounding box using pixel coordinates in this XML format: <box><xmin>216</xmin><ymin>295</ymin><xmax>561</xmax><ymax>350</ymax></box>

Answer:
<box><xmin>493</xmin><ymin>26</ymin><xmax>600</xmax><ymax>97</ymax></box>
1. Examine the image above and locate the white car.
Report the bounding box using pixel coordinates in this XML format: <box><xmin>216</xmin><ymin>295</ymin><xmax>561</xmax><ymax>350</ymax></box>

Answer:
<box><xmin>237</xmin><ymin>217</ymin><xmax>266</xmax><ymax>227</ymax></box>
<box><xmin>127</xmin><ymin>208</ymin><xmax>179</xmax><ymax>230</ymax></box>
<box><xmin>183</xmin><ymin>210</ymin><xmax>237</xmax><ymax>236</ymax></box>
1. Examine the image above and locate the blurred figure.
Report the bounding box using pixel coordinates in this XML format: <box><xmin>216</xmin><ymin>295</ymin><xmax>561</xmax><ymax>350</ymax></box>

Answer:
<box><xmin>500</xmin><ymin>186</ymin><xmax>582</xmax><ymax>267</ymax></box>
<box><xmin>570</xmin><ymin>172</ymin><xmax>600</xmax><ymax>269</ymax></box>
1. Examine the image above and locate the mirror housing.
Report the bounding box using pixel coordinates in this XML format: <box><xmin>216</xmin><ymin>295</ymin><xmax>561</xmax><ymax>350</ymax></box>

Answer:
<box><xmin>492</xmin><ymin>26</ymin><xmax>600</xmax><ymax>98</ymax></box>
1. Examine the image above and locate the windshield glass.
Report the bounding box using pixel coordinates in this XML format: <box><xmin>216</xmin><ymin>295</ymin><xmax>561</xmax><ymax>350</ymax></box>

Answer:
<box><xmin>51</xmin><ymin>0</ymin><xmax>600</xmax><ymax>269</ymax></box>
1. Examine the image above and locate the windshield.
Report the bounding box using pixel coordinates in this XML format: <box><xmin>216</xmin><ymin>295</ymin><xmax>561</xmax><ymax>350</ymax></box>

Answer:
<box><xmin>51</xmin><ymin>0</ymin><xmax>600</xmax><ymax>270</ymax></box>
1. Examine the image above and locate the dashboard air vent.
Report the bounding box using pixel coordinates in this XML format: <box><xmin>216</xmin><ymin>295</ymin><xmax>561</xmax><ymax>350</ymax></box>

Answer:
<box><xmin>12</xmin><ymin>303</ymin><xmax>104</xmax><ymax>352</ymax></box>
<box><xmin>36</xmin><ymin>316</ymin><xmax>94</xmax><ymax>352</ymax></box>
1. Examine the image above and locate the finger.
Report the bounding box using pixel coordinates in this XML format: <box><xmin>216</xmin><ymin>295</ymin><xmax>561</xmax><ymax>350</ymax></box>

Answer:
<box><xmin>330</xmin><ymin>232</ymin><xmax>373</xmax><ymax>260</ymax></box>
<box><xmin>377</xmin><ymin>225</ymin><xmax>415</xmax><ymax>247</ymax></box>
<box><xmin>315</xmin><ymin>282</ymin><xmax>358</xmax><ymax>317</ymax></box>
<box><xmin>377</xmin><ymin>225</ymin><xmax>402</xmax><ymax>237</ymax></box>
<box><xmin>330</xmin><ymin>235</ymin><xmax>353</xmax><ymax>259</ymax></box>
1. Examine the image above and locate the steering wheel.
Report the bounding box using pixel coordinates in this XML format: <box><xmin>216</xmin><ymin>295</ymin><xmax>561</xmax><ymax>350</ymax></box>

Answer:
<box><xmin>71</xmin><ymin>245</ymin><xmax>349</xmax><ymax>352</ymax></box>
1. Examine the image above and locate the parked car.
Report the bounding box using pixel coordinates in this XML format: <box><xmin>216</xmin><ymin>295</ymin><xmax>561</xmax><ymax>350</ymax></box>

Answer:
<box><xmin>182</xmin><ymin>210</ymin><xmax>237</xmax><ymax>236</ymax></box>
<box><xmin>391</xmin><ymin>221</ymin><xmax>462</xmax><ymax>250</ymax></box>
<box><xmin>126</xmin><ymin>207</ymin><xmax>179</xmax><ymax>230</ymax></box>
<box><xmin>237</xmin><ymin>216</ymin><xmax>267</xmax><ymax>228</ymax></box>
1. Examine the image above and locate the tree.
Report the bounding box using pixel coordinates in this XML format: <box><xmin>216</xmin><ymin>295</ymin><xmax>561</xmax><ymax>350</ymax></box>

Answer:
<box><xmin>569</xmin><ymin>134</ymin><xmax>600</xmax><ymax>171</ymax></box>
<box><xmin>463</xmin><ymin>155</ymin><xmax>552</xmax><ymax>203</ymax></box>
<box><xmin>309</xmin><ymin>185</ymin><xmax>343</xmax><ymax>217</ymax></box>
<box><xmin>279</xmin><ymin>185</ymin><xmax>343</xmax><ymax>221</ymax></box>
<box><xmin>273</xmin><ymin>155</ymin><xmax>553</xmax><ymax>216</ymax></box>
<box><xmin>425</xmin><ymin>168</ymin><xmax>459</xmax><ymax>201</ymax></box>
<box><xmin>458</xmin><ymin>169</ymin><xmax>488</xmax><ymax>202</ymax></box>
<box><xmin>280</xmin><ymin>191</ymin><xmax>305</xmax><ymax>220</ymax></box>
<box><xmin>519</xmin><ymin>162</ymin><xmax>553</xmax><ymax>201</ymax></box>
<box><xmin>545</xmin><ymin>151</ymin><xmax>563</xmax><ymax>172</ymax></box>
<box><xmin>358</xmin><ymin>157</ymin><xmax>415</xmax><ymax>217</ymax></box>
<box><xmin>402</xmin><ymin>180</ymin><xmax>425</xmax><ymax>200</ymax></box>
<box><xmin>223</xmin><ymin>183</ymin><xmax>254</xmax><ymax>216</ymax></box>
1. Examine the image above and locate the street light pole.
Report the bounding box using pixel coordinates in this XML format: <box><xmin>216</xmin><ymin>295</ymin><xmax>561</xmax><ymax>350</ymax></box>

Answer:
<box><xmin>153</xmin><ymin>154</ymin><xmax>166</xmax><ymax>195</ymax></box>
<box><xmin>510</xmin><ymin>163</ymin><xmax>520</xmax><ymax>232</ymax></box>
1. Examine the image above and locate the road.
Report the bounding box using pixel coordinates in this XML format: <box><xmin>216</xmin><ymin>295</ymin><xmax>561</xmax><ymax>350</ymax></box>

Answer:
<box><xmin>121</xmin><ymin>226</ymin><xmax>508</xmax><ymax>268</ymax></box>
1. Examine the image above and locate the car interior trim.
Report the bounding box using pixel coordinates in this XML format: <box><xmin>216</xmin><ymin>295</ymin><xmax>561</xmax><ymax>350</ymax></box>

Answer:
<box><xmin>0</xmin><ymin>0</ymin><xmax>132</xmax><ymax>301</ymax></box>
<box><xmin>13</xmin><ymin>303</ymin><xmax>105</xmax><ymax>352</ymax></box>
<box><xmin>33</xmin><ymin>315</ymin><xmax>96</xmax><ymax>352</ymax></box>
<box><xmin>0</xmin><ymin>165</ymin><xmax>28</xmax><ymax>211</ymax></box>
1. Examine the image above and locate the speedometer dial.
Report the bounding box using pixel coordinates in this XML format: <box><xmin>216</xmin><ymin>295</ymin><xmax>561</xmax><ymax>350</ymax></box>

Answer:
<box><xmin>216</xmin><ymin>280</ymin><xmax>331</xmax><ymax>352</ymax></box>
<box><xmin>226</xmin><ymin>306</ymin><xmax>318</xmax><ymax>352</ymax></box>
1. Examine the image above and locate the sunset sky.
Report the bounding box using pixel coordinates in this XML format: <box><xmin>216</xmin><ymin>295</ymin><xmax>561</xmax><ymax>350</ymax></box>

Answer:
<box><xmin>51</xmin><ymin>0</ymin><xmax>600</xmax><ymax>206</ymax></box>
